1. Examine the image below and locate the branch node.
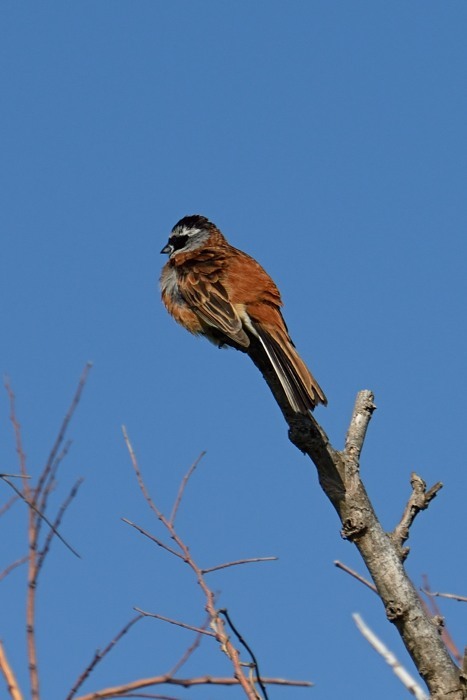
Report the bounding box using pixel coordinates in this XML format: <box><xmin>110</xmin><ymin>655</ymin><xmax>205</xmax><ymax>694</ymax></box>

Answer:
<box><xmin>431</xmin><ymin>615</ymin><xmax>445</xmax><ymax>634</ymax></box>
<box><xmin>385</xmin><ymin>601</ymin><xmax>406</xmax><ymax>622</ymax></box>
<box><xmin>341</xmin><ymin>512</ymin><xmax>367</xmax><ymax>541</ymax></box>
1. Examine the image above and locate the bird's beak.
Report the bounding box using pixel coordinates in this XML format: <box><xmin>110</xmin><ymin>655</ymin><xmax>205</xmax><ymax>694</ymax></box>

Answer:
<box><xmin>160</xmin><ymin>243</ymin><xmax>173</xmax><ymax>255</ymax></box>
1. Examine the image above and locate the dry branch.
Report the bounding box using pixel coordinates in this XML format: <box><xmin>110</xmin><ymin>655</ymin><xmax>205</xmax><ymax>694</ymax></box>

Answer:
<box><xmin>391</xmin><ymin>473</ymin><xmax>443</xmax><ymax>559</ymax></box>
<box><xmin>4</xmin><ymin>367</ymin><xmax>91</xmax><ymax>700</ymax></box>
<box><xmin>422</xmin><ymin>589</ymin><xmax>467</xmax><ymax>604</ymax></box>
<box><xmin>123</xmin><ymin>430</ymin><xmax>309</xmax><ymax>700</ymax></box>
<box><xmin>67</xmin><ymin>615</ymin><xmax>144</xmax><ymax>700</ymax></box>
<box><xmin>244</xmin><ymin>348</ymin><xmax>463</xmax><ymax>700</ymax></box>
<box><xmin>334</xmin><ymin>560</ymin><xmax>377</xmax><ymax>593</ymax></box>
<box><xmin>74</xmin><ymin>674</ymin><xmax>312</xmax><ymax>700</ymax></box>
<box><xmin>202</xmin><ymin>556</ymin><xmax>277</xmax><ymax>574</ymax></box>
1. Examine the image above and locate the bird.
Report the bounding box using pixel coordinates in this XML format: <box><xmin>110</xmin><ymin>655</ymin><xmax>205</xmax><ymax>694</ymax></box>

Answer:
<box><xmin>160</xmin><ymin>215</ymin><xmax>327</xmax><ymax>413</ymax></box>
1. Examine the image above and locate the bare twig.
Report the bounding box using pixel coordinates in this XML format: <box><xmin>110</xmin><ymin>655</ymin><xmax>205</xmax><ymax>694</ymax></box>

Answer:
<box><xmin>122</xmin><ymin>426</ymin><xmax>162</xmax><ymax>520</ymax></box>
<box><xmin>21</xmin><ymin>365</ymin><xmax>91</xmax><ymax>700</ymax></box>
<box><xmin>66</xmin><ymin>614</ymin><xmax>144</xmax><ymax>700</ymax></box>
<box><xmin>33</xmin><ymin>362</ymin><xmax>92</xmax><ymax>508</ymax></box>
<box><xmin>334</xmin><ymin>560</ymin><xmax>377</xmax><ymax>593</ymax></box>
<box><xmin>421</xmin><ymin>589</ymin><xmax>467</xmax><ymax>604</ymax></box>
<box><xmin>421</xmin><ymin>576</ymin><xmax>462</xmax><ymax>664</ymax></box>
<box><xmin>0</xmin><ymin>555</ymin><xmax>28</xmax><ymax>582</ymax></box>
<box><xmin>36</xmin><ymin>478</ymin><xmax>83</xmax><ymax>576</ymax></box>
<box><xmin>0</xmin><ymin>475</ymin><xmax>79</xmax><ymax>557</ymax></box>
<box><xmin>169</xmin><ymin>451</ymin><xmax>205</xmax><ymax>526</ymax></box>
<box><xmin>121</xmin><ymin>518</ymin><xmax>184</xmax><ymax>561</ymax></box>
<box><xmin>353</xmin><ymin>613</ymin><xmax>428</xmax><ymax>700</ymax></box>
<box><xmin>0</xmin><ymin>494</ymin><xmax>20</xmax><ymax>517</ymax></box>
<box><xmin>134</xmin><ymin>608</ymin><xmax>215</xmax><ymax>637</ymax></box>
<box><xmin>202</xmin><ymin>557</ymin><xmax>277</xmax><ymax>574</ymax></box>
<box><xmin>36</xmin><ymin>439</ymin><xmax>73</xmax><ymax>543</ymax></box>
<box><xmin>0</xmin><ymin>640</ymin><xmax>23</xmax><ymax>700</ymax></box>
<box><xmin>167</xmin><ymin>616</ymin><xmax>209</xmax><ymax>677</ymax></box>
<box><xmin>4</xmin><ymin>376</ymin><xmax>29</xmax><ymax>497</ymax></box>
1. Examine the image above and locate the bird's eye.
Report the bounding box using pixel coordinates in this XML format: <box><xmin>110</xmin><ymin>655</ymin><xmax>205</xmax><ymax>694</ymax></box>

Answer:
<box><xmin>169</xmin><ymin>233</ymin><xmax>189</xmax><ymax>251</ymax></box>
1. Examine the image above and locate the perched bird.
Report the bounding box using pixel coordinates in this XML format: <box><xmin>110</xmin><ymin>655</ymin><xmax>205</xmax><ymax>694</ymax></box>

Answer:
<box><xmin>160</xmin><ymin>215</ymin><xmax>327</xmax><ymax>413</ymax></box>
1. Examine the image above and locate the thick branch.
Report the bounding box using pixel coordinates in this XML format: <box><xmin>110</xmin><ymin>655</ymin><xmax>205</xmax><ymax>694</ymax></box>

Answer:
<box><xmin>251</xmin><ymin>365</ymin><xmax>463</xmax><ymax>699</ymax></box>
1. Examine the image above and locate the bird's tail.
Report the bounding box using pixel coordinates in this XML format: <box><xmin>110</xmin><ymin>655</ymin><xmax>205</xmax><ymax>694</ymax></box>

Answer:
<box><xmin>252</xmin><ymin>324</ymin><xmax>327</xmax><ymax>414</ymax></box>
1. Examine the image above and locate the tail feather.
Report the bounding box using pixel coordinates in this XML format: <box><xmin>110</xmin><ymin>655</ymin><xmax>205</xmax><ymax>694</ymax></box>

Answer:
<box><xmin>252</xmin><ymin>324</ymin><xmax>327</xmax><ymax>413</ymax></box>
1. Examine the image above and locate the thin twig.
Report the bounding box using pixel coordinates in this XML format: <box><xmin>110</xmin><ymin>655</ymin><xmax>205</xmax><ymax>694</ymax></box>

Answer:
<box><xmin>0</xmin><ymin>555</ymin><xmax>28</xmax><ymax>583</ymax></box>
<box><xmin>169</xmin><ymin>451</ymin><xmax>206</xmax><ymax>526</ymax></box>
<box><xmin>122</xmin><ymin>426</ymin><xmax>163</xmax><ymax>520</ymax></box>
<box><xmin>134</xmin><ymin>609</ymin><xmax>215</xmax><ymax>637</ymax></box>
<box><xmin>421</xmin><ymin>588</ymin><xmax>467</xmax><ymax>604</ymax></box>
<box><xmin>66</xmin><ymin>614</ymin><xmax>144</xmax><ymax>700</ymax></box>
<box><xmin>36</xmin><ymin>439</ymin><xmax>73</xmax><ymax>543</ymax></box>
<box><xmin>0</xmin><ymin>475</ymin><xmax>79</xmax><ymax>557</ymax></box>
<box><xmin>334</xmin><ymin>560</ymin><xmax>377</xmax><ymax>593</ymax></box>
<box><xmin>0</xmin><ymin>494</ymin><xmax>20</xmax><ymax>517</ymax></box>
<box><xmin>353</xmin><ymin>613</ymin><xmax>428</xmax><ymax>700</ymax></box>
<box><xmin>202</xmin><ymin>557</ymin><xmax>277</xmax><ymax>574</ymax></box>
<box><xmin>421</xmin><ymin>576</ymin><xmax>462</xmax><ymax>663</ymax></box>
<box><xmin>33</xmin><ymin>362</ymin><xmax>92</xmax><ymax>508</ymax></box>
<box><xmin>121</xmin><ymin>518</ymin><xmax>184</xmax><ymax>561</ymax></box>
<box><xmin>4</xmin><ymin>377</ymin><xmax>29</xmax><ymax>497</ymax></box>
<box><xmin>36</xmin><ymin>478</ymin><xmax>83</xmax><ymax>576</ymax></box>
<box><xmin>167</xmin><ymin>616</ymin><xmax>209</xmax><ymax>677</ymax></box>
<box><xmin>0</xmin><ymin>640</ymin><xmax>23</xmax><ymax>700</ymax></box>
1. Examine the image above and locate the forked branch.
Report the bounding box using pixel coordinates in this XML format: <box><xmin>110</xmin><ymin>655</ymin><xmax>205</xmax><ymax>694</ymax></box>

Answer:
<box><xmin>247</xmin><ymin>355</ymin><xmax>463</xmax><ymax>700</ymax></box>
<box><xmin>121</xmin><ymin>427</ymin><xmax>312</xmax><ymax>700</ymax></box>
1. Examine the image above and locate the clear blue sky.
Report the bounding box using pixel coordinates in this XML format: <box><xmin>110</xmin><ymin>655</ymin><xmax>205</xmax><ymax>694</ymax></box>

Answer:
<box><xmin>1</xmin><ymin>2</ymin><xmax>466</xmax><ymax>698</ymax></box>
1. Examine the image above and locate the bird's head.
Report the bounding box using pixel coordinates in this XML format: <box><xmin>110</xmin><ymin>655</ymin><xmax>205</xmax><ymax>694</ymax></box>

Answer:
<box><xmin>161</xmin><ymin>215</ymin><xmax>217</xmax><ymax>258</ymax></box>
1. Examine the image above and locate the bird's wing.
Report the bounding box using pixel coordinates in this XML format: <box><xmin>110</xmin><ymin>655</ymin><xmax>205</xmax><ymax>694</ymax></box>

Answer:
<box><xmin>181</xmin><ymin>276</ymin><xmax>249</xmax><ymax>347</ymax></box>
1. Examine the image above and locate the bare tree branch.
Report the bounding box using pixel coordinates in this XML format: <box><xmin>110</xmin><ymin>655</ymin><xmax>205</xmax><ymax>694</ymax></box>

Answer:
<box><xmin>334</xmin><ymin>560</ymin><xmax>377</xmax><ymax>593</ymax></box>
<box><xmin>67</xmin><ymin>615</ymin><xmax>145</xmax><ymax>700</ymax></box>
<box><xmin>33</xmin><ymin>362</ymin><xmax>92</xmax><ymax>508</ymax></box>
<box><xmin>121</xmin><ymin>518</ymin><xmax>185</xmax><ymax>561</ymax></box>
<box><xmin>0</xmin><ymin>554</ymin><xmax>28</xmax><ymax>583</ymax></box>
<box><xmin>391</xmin><ymin>473</ymin><xmax>443</xmax><ymax>559</ymax></box>
<box><xmin>422</xmin><ymin>589</ymin><xmax>467</xmax><ymax>604</ymax></box>
<box><xmin>36</xmin><ymin>478</ymin><xmax>83</xmax><ymax>576</ymax></box>
<box><xmin>169</xmin><ymin>451</ymin><xmax>205</xmax><ymax>526</ymax></box>
<box><xmin>244</xmin><ymin>354</ymin><xmax>463</xmax><ymax>700</ymax></box>
<box><xmin>166</xmin><ymin>616</ymin><xmax>209</xmax><ymax>677</ymax></box>
<box><xmin>74</xmin><ymin>675</ymin><xmax>312</xmax><ymax>700</ymax></box>
<box><xmin>4</xmin><ymin>376</ymin><xmax>29</xmax><ymax>497</ymax></box>
<box><xmin>134</xmin><ymin>609</ymin><xmax>215</xmax><ymax>637</ymax></box>
<box><xmin>202</xmin><ymin>557</ymin><xmax>277</xmax><ymax>574</ymax></box>
<box><xmin>123</xmin><ymin>430</ymin><xmax>286</xmax><ymax>700</ymax></box>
